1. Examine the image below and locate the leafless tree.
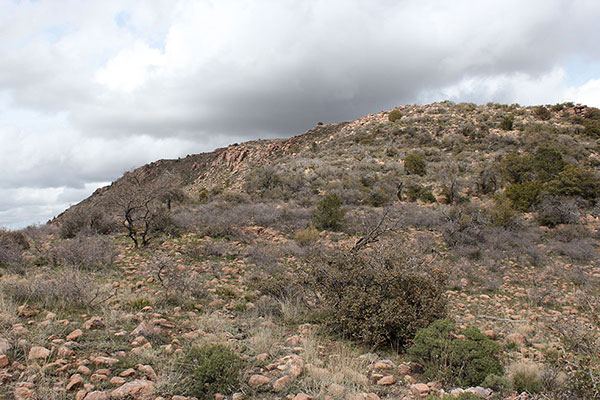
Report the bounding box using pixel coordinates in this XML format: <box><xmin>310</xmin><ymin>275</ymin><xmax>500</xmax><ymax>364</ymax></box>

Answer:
<box><xmin>106</xmin><ymin>169</ymin><xmax>180</xmax><ymax>248</ymax></box>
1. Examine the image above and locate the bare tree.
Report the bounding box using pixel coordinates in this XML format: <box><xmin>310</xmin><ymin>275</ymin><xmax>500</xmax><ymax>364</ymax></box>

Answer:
<box><xmin>106</xmin><ymin>169</ymin><xmax>180</xmax><ymax>248</ymax></box>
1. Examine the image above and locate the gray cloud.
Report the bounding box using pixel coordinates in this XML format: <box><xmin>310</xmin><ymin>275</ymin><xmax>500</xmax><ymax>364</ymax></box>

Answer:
<box><xmin>1</xmin><ymin>0</ymin><xmax>600</xmax><ymax>227</ymax></box>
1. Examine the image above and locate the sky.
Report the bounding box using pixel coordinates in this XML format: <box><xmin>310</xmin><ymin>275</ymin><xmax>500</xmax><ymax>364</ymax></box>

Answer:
<box><xmin>1</xmin><ymin>0</ymin><xmax>600</xmax><ymax>229</ymax></box>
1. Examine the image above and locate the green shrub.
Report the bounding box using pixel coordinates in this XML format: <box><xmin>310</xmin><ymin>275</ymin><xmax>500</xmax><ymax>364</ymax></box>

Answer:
<box><xmin>533</xmin><ymin>106</ymin><xmax>551</xmax><ymax>121</ymax></box>
<box><xmin>306</xmin><ymin>247</ymin><xmax>447</xmax><ymax>349</ymax></box>
<box><xmin>388</xmin><ymin>109</ymin><xmax>403</xmax><ymax>122</ymax></box>
<box><xmin>405</xmin><ymin>184</ymin><xmax>437</xmax><ymax>203</ymax></box>
<box><xmin>500</xmin><ymin>115</ymin><xmax>514</xmax><ymax>131</ymax></box>
<box><xmin>482</xmin><ymin>374</ymin><xmax>512</xmax><ymax>394</ymax></box>
<box><xmin>488</xmin><ymin>196</ymin><xmax>518</xmax><ymax>227</ymax></box>
<box><xmin>533</xmin><ymin>146</ymin><xmax>565</xmax><ymax>182</ymax></box>
<box><xmin>505</xmin><ymin>181</ymin><xmax>543</xmax><ymax>211</ymax></box>
<box><xmin>366</xmin><ymin>185</ymin><xmax>391</xmax><ymax>207</ymax></box>
<box><xmin>313</xmin><ymin>194</ymin><xmax>346</xmax><ymax>231</ymax></box>
<box><xmin>500</xmin><ymin>153</ymin><xmax>534</xmax><ymax>184</ymax></box>
<box><xmin>405</xmin><ymin>153</ymin><xmax>427</xmax><ymax>176</ymax></box>
<box><xmin>178</xmin><ymin>344</ymin><xmax>244</xmax><ymax>399</ymax></box>
<box><xmin>408</xmin><ymin>319</ymin><xmax>503</xmax><ymax>387</ymax></box>
<box><xmin>547</xmin><ymin>165</ymin><xmax>599</xmax><ymax>200</ymax></box>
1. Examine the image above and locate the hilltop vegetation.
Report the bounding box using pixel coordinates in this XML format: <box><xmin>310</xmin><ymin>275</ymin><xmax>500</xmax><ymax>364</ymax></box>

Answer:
<box><xmin>1</xmin><ymin>101</ymin><xmax>599</xmax><ymax>399</ymax></box>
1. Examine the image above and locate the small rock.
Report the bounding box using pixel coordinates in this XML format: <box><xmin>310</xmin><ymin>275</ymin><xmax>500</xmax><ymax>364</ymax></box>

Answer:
<box><xmin>17</xmin><ymin>305</ymin><xmax>38</xmax><ymax>318</ymax></box>
<box><xmin>255</xmin><ymin>352</ymin><xmax>269</xmax><ymax>361</ymax></box>
<box><xmin>110</xmin><ymin>377</ymin><xmax>127</xmax><ymax>385</ymax></box>
<box><xmin>397</xmin><ymin>364</ymin><xmax>411</xmax><ymax>375</ymax></box>
<box><xmin>248</xmin><ymin>374</ymin><xmax>270</xmax><ymax>387</ymax></box>
<box><xmin>328</xmin><ymin>383</ymin><xmax>345</xmax><ymax>396</ymax></box>
<box><xmin>83</xmin><ymin>392</ymin><xmax>110</xmax><ymax>400</ymax></box>
<box><xmin>272</xmin><ymin>375</ymin><xmax>292</xmax><ymax>391</ymax></box>
<box><xmin>410</xmin><ymin>383</ymin><xmax>430</xmax><ymax>396</ymax></box>
<box><xmin>78</xmin><ymin>365</ymin><xmax>92</xmax><ymax>375</ymax></box>
<box><xmin>120</xmin><ymin>368</ymin><xmax>137</xmax><ymax>377</ymax></box>
<box><xmin>376</xmin><ymin>375</ymin><xmax>396</xmax><ymax>385</ymax></box>
<box><xmin>83</xmin><ymin>317</ymin><xmax>105</xmax><ymax>330</ymax></box>
<box><xmin>66</xmin><ymin>374</ymin><xmax>84</xmax><ymax>390</ymax></box>
<box><xmin>130</xmin><ymin>322</ymin><xmax>156</xmax><ymax>337</ymax></box>
<box><xmin>67</xmin><ymin>329</ymin><xmax>83</xmax><ymax>341</ymax></box>
<box><xmin>28</xmin><ymin>346</ymin><xmax>50</xmax><ymax>361</ymax></box>
<box><xmin>93</xmin><ymin>356</ymin><xmax>119</xmax><ymax>365</ymax></box>
<box><xmin>0</xmin><ymin>354</ymin><xmax>8</xmax><ymax>368</ymax></box>
<box><xmin>0</xmin><ymin>338</ymin><xmax>11</xmax><ymax>355</ymax></box>
<box><xmin>111</xmin><ymin>379</ymin><xmax>155</xmax><ymax>399</ymax></box>
<box><xmin>14</xmin><ymin>386</ymin><xmax>35</xmax><ymax>400</ymax></box>
<box><xmin>137</xmin><ymin>364</ymin><xmax>157</xmax><ymax>381</ymax></box>
<box><xmin>293</xmin><ymin>394</ymin><xmax>312</xmax><ymax>400</ymax></box>
<box><xmin>465</xmin><ymin>386</ymin><xmax>492</xmax><ymax>397</ymax></box>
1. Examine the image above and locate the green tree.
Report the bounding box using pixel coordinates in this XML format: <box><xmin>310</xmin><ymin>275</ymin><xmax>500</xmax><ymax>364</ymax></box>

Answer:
<box><xmin>313</xmin><ymin>193</ymin><xmax>346</xmax><ymax>231</ymax></box>
<box><xmin>405</xmin><ymin>153</ymin><xmax>427</xmax><ymax>176</ymax></box>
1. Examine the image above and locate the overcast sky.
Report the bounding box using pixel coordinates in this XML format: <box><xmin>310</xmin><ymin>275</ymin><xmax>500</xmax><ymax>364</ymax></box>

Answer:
<box><xmin>1</xmin><ymin>0</ymin><xmax>600</xmax><ymax>228</ymax></box>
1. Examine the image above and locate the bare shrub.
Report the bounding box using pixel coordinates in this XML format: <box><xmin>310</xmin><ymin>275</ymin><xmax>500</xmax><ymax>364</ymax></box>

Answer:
<box><xmin>0</xmin><ymin>230</ymin><xmax>28</xmax><ymax>274</ymax></box>
<box><xmin>151</xmin><ymin>254</ymin><xmax>204</xmax><ymax>304</ymax></box>
<box><xmin>49</xmin><ymin>235</ymin><xmax>116</xmax><ymax>270</ymax></box>
<box><xmin>1</xmin><ymin>269</ymin><xmax>115</xmax><ymax>310</ymax></box>
<box><xmin>535</xmin><ymin>196</ymin><xmax>582</xmax><ymax>227</ymax></box>
<box><xmin>59</xmin><ymin>207</ymin><xmax>114</xmax><ymax>238</ymax></box>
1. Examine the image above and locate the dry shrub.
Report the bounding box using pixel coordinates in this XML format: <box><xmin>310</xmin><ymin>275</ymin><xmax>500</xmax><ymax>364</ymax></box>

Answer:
<box><xmin>294</xmin><ymin>225</ymin><xmax>320</xmax><ymax>246</ymax></box>
<box><xmin>1</xmin><ymin>269</ymin><xmax>115</xmax><ymax>310</ymax></box>
<box><xmin>49</xmin><ymin>234</ymin><xmax>116</xmax><ymax>269</ymax></box>
<box><xmin>0</xmin><ymin>230</ymin><xmax>28</xmax><ymax>274</ymax></box>
<box><xmin>151</xmin><ymin>254</ymin><xmax>205</xmax><ymax>305</ymax></box>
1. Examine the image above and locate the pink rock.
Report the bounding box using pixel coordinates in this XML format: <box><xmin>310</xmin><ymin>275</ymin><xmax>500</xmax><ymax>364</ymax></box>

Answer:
<box><xmin>248</xmin><ymin>374</ymin><xmax>270</xmax><ymax>387</ymax></box>
<box><xmin>376</xmin><ymin>375</ymin><xmax>396</xmax><ymax>385</ymax></box>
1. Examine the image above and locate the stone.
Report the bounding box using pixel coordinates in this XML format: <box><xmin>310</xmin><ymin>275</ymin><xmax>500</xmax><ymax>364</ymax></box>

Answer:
<box><xmin>272</xmin><ymin>375</ymin><xmax>292</xmax><ymax>391</ymax></box>
<box><xmin>93</xmin><ymin>356</ymin><xmax>119</xmax><ymax>365</ymax></box>
<box><xmin>293</xmin><ymin>394</ymin><xmax>312</xmax><ymax>400</ymax></box>
<box><xmin>28</xmin><ymin>346</ymin><xmax>50</xmax><ymax>361</ymax></box>
<box><xmin>83</xmin><ymin>392</ymin><xmax>110</xmax><ymax>400</ymax></box>
<box><xmin>111</xmin><ymin>379</ymin><xmax>155</xmax><ymax>399</ymax></box>
<box><xmin>362</xmin><ymin>394</ymin><xmax>381</xmax><ymax>400</ymax></box>
<box><xmin>75</xmin><ymin>390</ymin><xmax>88</xmax><ymax>400</ymax></box>
<box><xmin>0</xmin><ymin>338</ymin><xmax>12</xmax><ymax>355</ymax></box>
<box><xmin>376</xmin><ymin>375</ymin><xmax>396</xmax><ymax>385</ymax></box>
<box><xmin>67</xmin><ymin>329</ymin><xmax>83</xmax><ymax>341</ymax></box>
<box><xmin>120</xmin><ymin>368</ymin><xmax>137</xmax><ymax>377</ymax></box>
<box><xmin>17</xmin><ymin>305</ymin><xmax>38</xmax><ymax>318</ymax></box>
<box><xmin>410</xmin><ymin>383</ymin><xmax>430</xmax><ymax>396</ymax></box>
<box><xmin>137</xmin><ymin>364</ymin><xmax>157</xmax><ymax>381</ymax></box>
<box><xmin>78</xmin><ymin>365</ymin><xmax>92</xmax><ymax>375</ymax></box>
<box><xmin>57</xmin><ymin>346</ymin><xmax>74</xmax><ymax>358</ymax></box>
<box><xmin>67</xmin><ymin>374</ymin><xmax>84</xmax><ymax>390</ymax></box>
<box><xmin>248</xmin><ymin>374</ymin><xmax>270</xmax><ymax>387</ymax></box>
<box><xmin>110</xmin><ymin>377</ymin><xmax>127</xmax><ymax>385</ymax></box>
<box><xmin>372</xmin><ymin>360</ymin><xmax>395</xmax><ymax>370</ymax></box>
<box><xmin>130</xmin><ymin>322</ymin><xmax>156</xmax><ymax>337</ymax></box>
<box><xmin>90</xmin><ymin>373</ymin><xmax>108</xmax><ymax>383</ymax></box>
<box><xmin>83</xmin><ymin>317</ymin><xmax>105</xmax><ymax>330</ymax></box>
<box><xmin>397</xmin><ymin>364</ymin><xmax>411</xmax><ymax>375</ymax></box>
<box><xmin>0</xmin><ymin>354</ymin><xmax>8</xmax><ymax>368</ymax></box>
<box><xmin>465</xmin><ymin>386</ymin><xmax>492</xmax><ymax>397</ymax></box>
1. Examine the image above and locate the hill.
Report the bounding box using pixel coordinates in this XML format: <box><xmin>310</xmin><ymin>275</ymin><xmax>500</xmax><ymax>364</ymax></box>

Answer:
<box><xmin>1</xmin><ymin>101</ymin><xmax>600</xmax><ymax>400</ymax></box>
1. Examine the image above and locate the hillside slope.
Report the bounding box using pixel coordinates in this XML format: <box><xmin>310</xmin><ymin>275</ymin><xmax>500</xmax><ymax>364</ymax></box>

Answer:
<box><xmin>2</xmin><ymin>101</ymin><xmax>600</xmax><ymax>400</ymax></box>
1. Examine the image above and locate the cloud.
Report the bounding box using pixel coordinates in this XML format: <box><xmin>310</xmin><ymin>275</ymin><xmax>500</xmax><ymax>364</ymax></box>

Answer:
<box><xmin>1</xmin><ymin>0</ymin><xmax>600</xmax><ymax>227</ymax></box>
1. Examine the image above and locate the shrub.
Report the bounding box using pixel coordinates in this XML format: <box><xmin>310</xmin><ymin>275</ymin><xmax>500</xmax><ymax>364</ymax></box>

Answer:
<box><xmin>59</xmin><ymin>207</ymin><xmax>113</xmax><ymax>239</ymax></box>
<box><xmin>505</xmin><ymin>181</ymin><xmax>543</xmax><ymax>211</ymax></box>
<box><xmin>404</xmin><ymin>153</ymin><xmax>427</xmax><ymax>176</ymax></box>
<box><xmin>0</xmin><ymin>230</ymin><xmax>29</xmax><ymax>273</ymax></box>
<box><xmin>535</xmin><ymin>196</ymin><xmax>581</xmax><ymax>227</ymax></box>
<box><xmin>533</xmin><ymin>146</ymin><xmax>566</xmax><ymax>182</ymax></box>
<box><xmin>533</xmin><ymin>106</ymin><xmax>551</xmax><ymax>121</ymax></box>
<box><xmin>388</xmin><ymin>109</ymin><xmax>403</xmax><ymax>122</ymax></box>
<box><xmin>305</xmin><ymin>245</ymin><xmax>447</xmax><ymax>349</ymax></box>
<box><xmin>405</xmin><ymin>184</ymin><xmax>436</xmax><ymax>203</ymax></box>
<box><xmin>312</xmin><ymin>194</ymin><xmax>346</xmax><ymax>231</ymax></box>
<box><xmin>500</xmin><ymin>153</ymin><xmax>534</xmax><ymax>184</ymax></box>
<box><xmin>547</xmin><ymin>165</ymin><xmax>599</xmax><ymax>200</ymax></box>
<box><xmin>294</xmin><ymin>225</ymin><xmax>320</xmax><ymax>246</ymax></box>
<box><xmin>408</xmin><ymin>319</ymin><xmax>503</xmax><ymax>387</ymax></box>
<box><xmin>49</xmin><ymin>235</ymin><xmax>116</xmax><ymax>270</ymax></box>
<box><xmin>178</xmin><ymin>344</ymin><xmax>244</xmax><ymax>399</ymax></box>
<box><xmin>509</xmin><ymin>362</ymin><xmax>544</xmax><ymax>394</ymax></box>
<box><xmin>488</xmin><ymin>196</ymin><xmax>518</xmax><ymax>228</ymax></box>
<box><xmin>500</xmin><ymin>115</ymin><xmax>514</xmax><ymax>130</ymax></box>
